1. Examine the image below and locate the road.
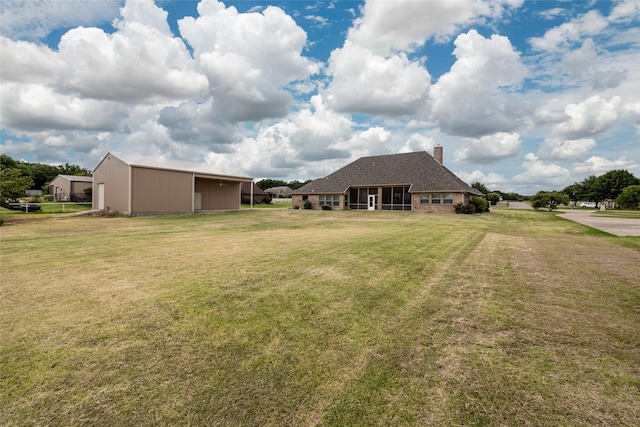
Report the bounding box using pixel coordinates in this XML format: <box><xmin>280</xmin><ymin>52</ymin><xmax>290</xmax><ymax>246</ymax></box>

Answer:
<box><xmin>556</xmin><ymin>209</ymin><xmax>640</xmax><ymax>237</ymax></box>
<box><xmin>503</xmin><ymin>202</ymin><xmax>639</xmax><ymax>236</ymax></box>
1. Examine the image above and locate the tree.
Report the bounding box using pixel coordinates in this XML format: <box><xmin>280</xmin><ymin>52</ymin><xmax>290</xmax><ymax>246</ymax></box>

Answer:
<box><xmin>0</xmin><ymin>154</ymin><xmax>18</xmax><ymax>170</ymax></box>
<box><xmin>529</xmin><ymin>191</ymin><xmax>570</xmax><ymax>212</ymax></box>
<box><xmin>616</xmin><ymin>185</ymin><xmax>640</xmax><ymax>209</ymax></box>
<box><xmin>0</xmin><ymin>155</ymin><xmax>92</xmax><ymax>192</ymax></box>
<box><xmin>61</xmin><ymin>163</ymin><xmax>91</xmax><ymax>176</ymax></box>
<box><xmin>486</xmin><ymin>192</ymin><xmax>500</xmax><ymax>205</ymax></box>
<box><xmin>471</xmin><ymin>181</ymin><xmax>489</xmax><ymax>195</ymax></box>
<box><xmin>0</xmin><ymin>168</ymin><xmax>34</xmax><ymax>202</ymax></box>
<box><xmin>593</xmin><ymin>170</ymin><xmax>640</xmax><ymax>202</ymax></box>
<box><xmin>562</xmin><ymin>183</ymin><xmax>582</xmax><ymax>205</ymax></box>
<box><xmin>256</xmin><ymin>179</ymin><xmax>287</xmax><ymax>190</ymax></box>
<box><xmin>287</xmin><ymin>179</ymin><xmax>311</xmax><ymax>190</ymax></box>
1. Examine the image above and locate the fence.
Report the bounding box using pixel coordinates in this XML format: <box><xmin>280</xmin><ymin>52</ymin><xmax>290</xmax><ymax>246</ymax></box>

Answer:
<box><xmin>21</xmin><ymin>202</ymin><xmax>93</xmax><ymax>214</ymax></box>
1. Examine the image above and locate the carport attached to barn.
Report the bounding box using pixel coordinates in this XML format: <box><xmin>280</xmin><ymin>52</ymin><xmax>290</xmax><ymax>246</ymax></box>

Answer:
<box><xmin>93</xmin><ymin>153</ymin><xmax>253</xmax><ymax>215</ymax></box>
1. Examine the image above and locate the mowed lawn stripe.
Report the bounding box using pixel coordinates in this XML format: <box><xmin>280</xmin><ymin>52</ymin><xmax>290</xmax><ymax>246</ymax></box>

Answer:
<box><xmin>1</xmin><ymin>210</ymin><xmax>638</xmax><ymax>426</ymax></box>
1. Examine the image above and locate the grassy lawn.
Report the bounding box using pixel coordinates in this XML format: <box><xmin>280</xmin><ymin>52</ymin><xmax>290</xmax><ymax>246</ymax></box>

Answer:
<box><xmin>594</xmin><ymin>210</ymin><xmax>640</xmax><ymax>219</ymax></box>
<box><xmin>1</xmin><ymin>202</ymin><xmax>92</xmax><ymax>218</ymax></box>
<box><xmin>1</xmin><ymin>210</ymin><xmax>639</xmax><ymax>426</ymax></box>
<box><xmin>242</xmin><ymin>201</ymin><xmax>292</xmax><ymax>209</ymax></box>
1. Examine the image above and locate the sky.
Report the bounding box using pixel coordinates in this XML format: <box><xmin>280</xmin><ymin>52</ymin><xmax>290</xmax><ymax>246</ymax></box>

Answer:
<box><xmin>1</xmin><ymin>0</ymin><xmax>639</xmax><ymax>195</ymax></box>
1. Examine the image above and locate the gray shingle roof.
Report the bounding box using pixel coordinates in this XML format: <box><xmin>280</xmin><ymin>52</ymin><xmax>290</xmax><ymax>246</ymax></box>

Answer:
<box><xmin>57</xmin><ymin>174</ymin><xmax>93</xmax><ymax>182</ymax></box>
<box><xmin>293</xmin><ymin>151</ymin><xmax>482</xmax><ymax>195</ymax></box>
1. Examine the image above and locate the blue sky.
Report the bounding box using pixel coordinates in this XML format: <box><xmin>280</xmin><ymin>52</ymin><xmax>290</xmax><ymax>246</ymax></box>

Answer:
<box><xmin>1</xmin><ymin>0</ymin><xmax>639</xmax><ymax>194</ymax></box>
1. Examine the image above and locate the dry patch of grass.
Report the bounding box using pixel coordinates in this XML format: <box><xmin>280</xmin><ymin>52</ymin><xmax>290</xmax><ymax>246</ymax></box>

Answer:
<box><xmin>1</xmin><ymin>210</ymin><xmax>639</xmax><ymax>426</ymax></box>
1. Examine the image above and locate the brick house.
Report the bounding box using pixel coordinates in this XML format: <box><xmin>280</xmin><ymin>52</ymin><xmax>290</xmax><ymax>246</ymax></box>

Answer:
<box><xmin>291</xmin><ymin>147</ymin><xmax>483</xmax><ymax>213</ymax></box>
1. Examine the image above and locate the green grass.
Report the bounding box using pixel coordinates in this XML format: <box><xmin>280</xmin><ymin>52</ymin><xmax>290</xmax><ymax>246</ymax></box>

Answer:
<box><xmin>242</xmin><ymin>201</ymin><xmax>292</xmax><ymax>209</ymax></box>
<box><xmin>1</xmin><ymin>210</ymin><xmax>639</xmax><ymax>426</ymax></box>
<box><xmin>1</xmin><ymin>202</ymin><xmax>92</xmax><ymax>217</ymax></box>
<box><xmin>594</xmin><ymin>209</ymin><xmax>640</xmax><ymax>219</ymax></box>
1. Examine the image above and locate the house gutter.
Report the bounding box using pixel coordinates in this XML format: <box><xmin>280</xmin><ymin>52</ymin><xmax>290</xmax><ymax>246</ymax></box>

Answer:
<box><xmin>192</xmin><ymin>172</ymin><xmax>196</xmax><ymax>213</ymax></box>
<box><xmin>128</xmin><ymin>164</ymin><xmax>132</xmax><ymax>214</ymax></box>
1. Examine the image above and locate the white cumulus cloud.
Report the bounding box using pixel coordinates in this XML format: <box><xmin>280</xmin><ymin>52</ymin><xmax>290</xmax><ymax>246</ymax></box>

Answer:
<box><xmin>454</xmin><ymin>132</ymin><xmax>521</xmax><ymax>164</ymax></box>
<box><xmin>178</xmin><ymin>0</ymin><xmax>318</xmax><ymax>121</ymax></box>
<box><xmin>530</xmin><ymin>10</ymin><xmax>608</xmax><ymax>51</ymax></box>
<box><xmin>573</xmin><ymin>156</ymin><xmax>638</xmax><ymax>175</ymax></box>
<box><xmin>0</xmin><ymin>0</ymin><xmax>122</xmax><ymax>41</ymax></box>
<box><xmin>511</xmin><ymin>153</ymin><xmax>572</xmax><ymax>188</ymax></box>
<box><xmin>430</xmin><ymin>30</ymin><xmax>528</xmax><ymax>137</ymax></box>
<box><xmin>538</xmin><ymin>137</ymin><xmax>595</xmax><ymax>161</ymax></box>
<box><xmin>552</xmin><ymin>95</ymin><xmax>622</xmax><ymax>139</ymax></box>
<box><xmin>324</xmin><ymin>42</ymin><xmax>431</xmax><ymax>116</ymax></box>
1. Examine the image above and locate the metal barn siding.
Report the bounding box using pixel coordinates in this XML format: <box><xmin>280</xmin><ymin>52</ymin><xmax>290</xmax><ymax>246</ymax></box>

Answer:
<box><xmin>195</xmin><ymin>178</ymin><xmax>241</xmax><ymax>211</ymax></box>
<box><xmin>70</xmin><ymin>180</ymin><xmax>92</xmax><ymax>196</ymax></box>
<box><xmin>49</xmin><ymin>176</ymin><xmax>71</xmax><ymax>201</ymax></box>
<box><xmin>92</xmin><ymin>155</ymin><xmax>130</xmax><ymax>213</ymax></box>
<box><xmin>130</xmin><ymin>167</ymin><xmax>193</xmax><ymax>214</ymax></box>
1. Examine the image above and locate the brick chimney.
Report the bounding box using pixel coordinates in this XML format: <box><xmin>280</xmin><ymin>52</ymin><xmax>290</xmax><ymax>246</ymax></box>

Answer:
<box><xmin>434</xmin><ymin>145</ymin><xmax>443</xmax><ymax>164</ymax></box>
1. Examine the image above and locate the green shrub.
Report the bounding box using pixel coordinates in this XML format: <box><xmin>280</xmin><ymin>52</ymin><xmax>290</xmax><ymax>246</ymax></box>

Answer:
<box><xmin>263</xmin><ymin>195</ymin><xmax>272</xmax><ymax>204</ymax></box>
<box><xmin>454</xmin><ymin>203</ymin><xmax>476</xmax><ymax>214</ymax></box>
<box><xmin>303</xmin><ymin>199</ymin><xmax>313</xmax><ymax>210</ymax></box>
<box><xmin>321</xmin><ymin>204</ymin><xmax>332</xmax><ymax>210</ymax></box>
<box><xmin>471</xmin><ymin>196</ymin><xmax>489</xmax><ymax>213</ymax></box>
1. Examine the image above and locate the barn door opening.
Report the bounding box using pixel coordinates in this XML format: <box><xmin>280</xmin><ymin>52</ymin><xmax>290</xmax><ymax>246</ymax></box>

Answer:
<box><xmin>98</xmin><ymin>184</ymin><xmax>105</xmax><ymax>210</ymax></box>
<box><xmin>194</xmin><ymin>192</ymin><xmax>202</xmax><ymax>210</ymax></box>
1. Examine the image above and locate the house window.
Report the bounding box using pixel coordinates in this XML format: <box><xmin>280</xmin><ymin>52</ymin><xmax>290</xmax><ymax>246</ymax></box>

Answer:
<box><xmin>319</xmin><ymin>195</ymin><xmax>340</xmax><ymax>206</ymax></box>
<box><xmin>443</xmin><ymin>193</ymin><xmax>454</xmax><ymax>204</ymax></box>
<box><xmin>420</xmin><ymin>194</ymin><xmax>429</xmax><ymax>204</ymax></box>
<box><xmin>431</xmin><ymin>194</ymin><xmax>442</xmax><ymax>204</ymax></box>
<box><xmin>382</xmin><ymin>188</ymin><xmax>392</xmax><ymax>205</ymax></box>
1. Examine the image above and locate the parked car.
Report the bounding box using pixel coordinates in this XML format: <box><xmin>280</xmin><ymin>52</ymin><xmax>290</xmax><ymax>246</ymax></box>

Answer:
<box><xmin>2</xmin><ymin>202</ymin><xmax>42</xmax><ymax>212</ymax></box>
<box><xmin>579</xmin><ymin>202</ymin><xmax>596</xmax><ymax>208</ymax></box>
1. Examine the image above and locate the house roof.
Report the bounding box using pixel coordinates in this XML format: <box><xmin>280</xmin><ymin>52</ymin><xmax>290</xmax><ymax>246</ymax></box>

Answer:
<box><xmin>293</xmin><ymin>151</ymin><xmax>483</xmax><ymax>195</ymax></box>
<box><xmin>94</xmin><ymin>152</ymin><xmax>253</xmax><ymax>182</ymax></box>
<box><xmin>54</xmin><ymin>174</ymin><xmax>93</xmax><ymax>183</ymax></box>
<box><xmin>241</xmin><ymin>182</ymin><xmax>267</xmax><ymax>195</ymax></box>
<box><xmin>265</xmin><ymin>186</ymin><xmax>293</xmax><ymax>196</ymax></box>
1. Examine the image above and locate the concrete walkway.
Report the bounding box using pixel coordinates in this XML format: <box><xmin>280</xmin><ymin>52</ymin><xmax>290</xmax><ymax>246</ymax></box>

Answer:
<box><xmin>556</xmin><ymin>209</ymin><xmax>640</xmax><ymax>237</ymax></box>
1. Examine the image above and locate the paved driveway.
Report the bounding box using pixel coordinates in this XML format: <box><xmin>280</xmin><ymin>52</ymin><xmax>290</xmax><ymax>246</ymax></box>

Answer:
<box><xmin>556</xmin><ymin>209</ymin><xmax>640</xmax><ymax>237</ymax></box>
<box><xmin>507</xmin><ymin>201</ymin><xmax>534</xmax><ymax>210</ymax></box>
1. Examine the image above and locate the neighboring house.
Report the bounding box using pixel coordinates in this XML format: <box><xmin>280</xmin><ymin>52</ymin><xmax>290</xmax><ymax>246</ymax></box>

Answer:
<box><xmin>92</xmin><ymin>153</ymin><xmax>253</xmax><ymax>215</ymax></box>
<box><xmin>265</xmin><ymin>186</ymin><xmax>293</xmax><ymax>198</ymax></box>
<box><xmin>242</xmin><ymin>182</ymin><xmax>268</xmax><ymax>204</ymax></box>
<box><xmin>292</xmin><ymin>147</ymin><xmax>483</xmax><ymax>213</ymax></box>
<box><xmin>49</xmin><ymin>174</ymin><xmax>93</xmax><ymax>202</ymax></box>
<box><xmin>25</xmin><ymin>189</ymin><xmax>43</xmax><ymax>197</ymax></box>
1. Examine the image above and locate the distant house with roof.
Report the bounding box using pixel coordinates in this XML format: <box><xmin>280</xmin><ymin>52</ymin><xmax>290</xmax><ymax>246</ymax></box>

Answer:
<box><xmin>291</xmin><ymin>147</ymin><xmax>482</xmax><ymax>213</ymax></box>
<box><xmin>49</xmin><ymin>174</ymin><xmax>93</xmax><ymax>202</ymax></box>
<box><xmin>265</xmin><ymin>186</ymin><xmax>293</xmax><ymax>198</ymax></box>
<box><xmin>92</xmin><ymin>153</ymin><xmax>253</xmax><ymax>215</ymax></box>
<box><xmin>241</xmin><ymin>182</ymin><xmax>268</xmax><ymax>204</ymax></box>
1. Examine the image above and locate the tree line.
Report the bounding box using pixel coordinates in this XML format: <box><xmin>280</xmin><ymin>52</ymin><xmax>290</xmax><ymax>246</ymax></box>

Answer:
<box><xmin>473</xmin><ymin>169</ymin><xmax>640</xmax><ymax>211</ymax></box>
<box><xmin>0</xmin><ymin>154</ymin><xmax>91</xmax><ymax>202</ymax></box>
<box><xmin>3</xmin><ymin>153</ymin><xmax>638</xmax><ymax>210</ymax></box>
<box><xmin>255</xmin><ymin>179</ymin><xmax>311</xmax><ymax>191</ymax></box>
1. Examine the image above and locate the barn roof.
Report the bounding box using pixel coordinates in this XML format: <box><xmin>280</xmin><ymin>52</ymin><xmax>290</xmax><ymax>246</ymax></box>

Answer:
<box><xmin>94</xmin><ymin>152</ymin><xmax>252</xmax><ymax>182</ymax></box>
<box><xmin>54</xmin><ymin>174</ymin><xmax>93</xmax><ymax>182</ymax></box>
<box><xmin>293</xmin><ymin>151</ymin><xmax>482</xmax><ymax>195</ymax></box>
